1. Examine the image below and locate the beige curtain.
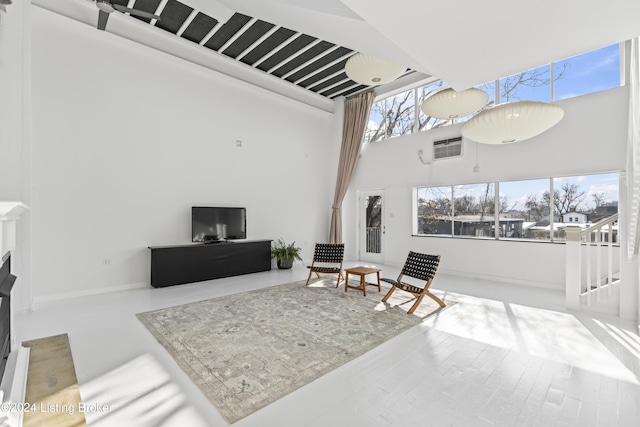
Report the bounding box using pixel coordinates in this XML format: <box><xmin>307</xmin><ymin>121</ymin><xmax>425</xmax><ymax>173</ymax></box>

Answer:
<box><xmin>329</xmin><ymin>91</ymin><xmax>376</xmax><ymax>243</ymax></box>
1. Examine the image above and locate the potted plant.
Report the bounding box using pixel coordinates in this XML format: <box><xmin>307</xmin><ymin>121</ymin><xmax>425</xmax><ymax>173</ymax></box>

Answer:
<box><xmin>271</xmin><ymin>238</ymin><xmax>303</xmax><ymax>269</ymax></box>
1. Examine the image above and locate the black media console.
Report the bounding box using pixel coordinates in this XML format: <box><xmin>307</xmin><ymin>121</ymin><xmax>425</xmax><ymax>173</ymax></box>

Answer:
<box><xmin>148</xmin><ymin>239</ymin><xmax>271</xmax><ymax>288</ymax></box>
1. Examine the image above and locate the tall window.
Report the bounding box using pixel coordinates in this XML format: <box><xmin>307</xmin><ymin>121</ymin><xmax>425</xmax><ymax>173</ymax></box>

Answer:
<box><xmin>366</xmin><ymin>43</ymin><xmax>622</xmax><ymax>143</ymax></box>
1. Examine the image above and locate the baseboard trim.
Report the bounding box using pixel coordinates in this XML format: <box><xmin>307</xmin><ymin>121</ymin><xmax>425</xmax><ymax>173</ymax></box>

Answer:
<box><xmin>437</xmin><ymin>268</ymin><xmax>564</xmax><ymax>291</ymax></box>
<box><xmin>32</xmin><ymin>281</ymin><xmax>149</xmax><ymax>307</ymax></box>
<box><xmin>364</xmin><ymin>260</ymin><xmax>564</xmax><ymax>291</ymax></box>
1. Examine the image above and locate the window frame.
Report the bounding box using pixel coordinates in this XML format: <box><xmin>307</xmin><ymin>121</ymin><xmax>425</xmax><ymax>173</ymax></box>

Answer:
<box><xmin>413</xmin><ymin>172</ymin><xmax>620</xmax><ymax>243</ymax></box>
<box><xmin>365</xmin><ymin>43</ymin><xmax>623</xmax><ymax>144</ymax></box>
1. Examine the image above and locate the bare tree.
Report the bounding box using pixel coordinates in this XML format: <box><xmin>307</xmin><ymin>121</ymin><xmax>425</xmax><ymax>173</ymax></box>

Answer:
<box><xmin>454</xmin><ymin>194</ymin><xmax>476</xmax><ymax>215</ymax></box>
<box><xmin>591</xmin><ymin>192</ymin><xmax>605</xmax><ymax>213</ymax></box>
<box><xmin>365</xmin><ymin>196</ymin><xmax>382</xmax><ymax>227</ymax></box>
<box><xmin>500</xmin><ymin>64</ymin><xmax>568</xmax><ymax>102</ymax></box>
<box><xmin>543</xmin><ymin>183</ymin><xmax>586</xmax><ymax>220</ymax></box>
<box><xmin>367</xmin><ymin>64</ymin><xmax>569</xmax><ymax>143</ymax></box>
<box><xmin>524</xmin><ymin>195</ymin><xmax>548</xmax><ymax>222</ymax></box>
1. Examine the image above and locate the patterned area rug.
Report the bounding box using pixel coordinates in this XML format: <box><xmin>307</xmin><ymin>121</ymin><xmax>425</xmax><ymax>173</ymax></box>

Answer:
<box><xmin>136</xmin><ymin>279</ymin><xmax>449</xmax><ymax>423</ymax></box>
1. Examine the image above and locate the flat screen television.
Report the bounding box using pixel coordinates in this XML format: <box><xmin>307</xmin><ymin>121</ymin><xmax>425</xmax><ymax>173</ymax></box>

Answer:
<box><xmin>192</xmin><ymin>207</ymin><xmax>246</xmax><ymax>243</ymax></box>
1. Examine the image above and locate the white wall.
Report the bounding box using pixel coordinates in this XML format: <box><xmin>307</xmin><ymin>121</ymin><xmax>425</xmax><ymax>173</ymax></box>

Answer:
<box><xmin>0</xmin><ymin>1</ymin><xmax>33</xmax><ymax>313</ymax></box>
<box><xmin>345</xmin><ymin>87</ymin><xmax>629</xmax><ymax>289</ymax></box>
<box><xmin>30</xmin><ymin>8</ymin><xmax>341</xmax><ymax>300</ymax></box>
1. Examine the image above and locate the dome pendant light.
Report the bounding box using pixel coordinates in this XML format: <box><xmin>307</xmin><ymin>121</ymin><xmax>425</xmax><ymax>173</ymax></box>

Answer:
<box><xmin>345</xmin><ymin>53</ymin><xmax>406</xmax><ymax>86</ymax></box>
<box><xmin>461</xmin><ymin>100</ymin><xmax>564</xmax><ymax>144</ymax></box>
<box><xmin>421</xmin><ymin>87</ymin><xmax>489</xmax><ymax>119</ymax></box>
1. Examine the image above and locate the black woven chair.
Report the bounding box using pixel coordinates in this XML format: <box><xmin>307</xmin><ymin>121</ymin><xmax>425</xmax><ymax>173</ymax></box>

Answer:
<box><xmin>306</xmin><ymin>243</ymin><xmax>345</xmax><ymax>287</ymax></box>
<box><xmin>381</xmin><ymin>251</ymin><xmax>444</xmax><ymax>314</ymax></box>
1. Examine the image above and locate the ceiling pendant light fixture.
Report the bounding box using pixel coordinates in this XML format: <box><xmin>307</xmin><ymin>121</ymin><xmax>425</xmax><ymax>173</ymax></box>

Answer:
<box><xmin>421</xmin><ymin>87</ymin><xmax>488</xmax><ymax>119</ymax></box>
<box><xmin>345</xmin><ymin>52</ymin><xmax>406</xmax><ymax>86</ymax></box>
<box><xmin>461</xmin><ymin>100</ymin><xmax>564</xmax><ymax>144</ymax></box>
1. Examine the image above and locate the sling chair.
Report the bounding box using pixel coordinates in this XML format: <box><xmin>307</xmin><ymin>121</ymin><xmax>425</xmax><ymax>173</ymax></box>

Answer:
<box><xmin>306</xmin><ymin>243</ymin><xmax>345</xmax><ymax>287</ymax></box>
<box><xmin>381</xmin><ymin>251</ymin><xmax>444</xmax><ymax>314</ymax></box>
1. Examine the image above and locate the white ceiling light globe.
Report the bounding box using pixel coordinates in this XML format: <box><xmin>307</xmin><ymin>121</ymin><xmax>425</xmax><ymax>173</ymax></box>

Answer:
<box><xmin>461</xmin><ymin>101</ymin><xmax>564</xmax><ymax>144</ymax></box>
<box><xmin>421</xmin><ymin>87</ymin><xmax>489</xmax><ymax>119</ymax></box>
<box><xmin>345</xmin><ymin>52</ymin><xmax>406</xmax><ymax>86</ymax></box>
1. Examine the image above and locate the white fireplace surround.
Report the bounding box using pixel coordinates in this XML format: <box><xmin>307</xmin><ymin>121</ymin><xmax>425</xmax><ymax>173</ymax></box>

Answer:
<box><xmin>0</xmin><ymin>202</ymin><xmax>29</xmax><ymax>260</ymax></box>
<box><xmin>0</xmin><ymin>201</ymin><xmax>29</xmax><ymax>427</ymax></box>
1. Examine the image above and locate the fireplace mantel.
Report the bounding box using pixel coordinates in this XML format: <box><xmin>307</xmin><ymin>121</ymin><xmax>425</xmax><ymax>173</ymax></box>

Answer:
<box><xmin>0</xmin><ymin>202</ymin><xmax>29</xmax><ymax>260</ymax></box>
<box><xmin>0</xmin><ymin>202</ymin><xmax>29</xmax><ymax>221</ymax></box>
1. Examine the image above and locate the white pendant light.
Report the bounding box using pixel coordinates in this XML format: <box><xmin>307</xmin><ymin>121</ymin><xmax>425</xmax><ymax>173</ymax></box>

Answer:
<box><xmin>345</xmin><ymin>52</ymin><xmax>406</xmax><ymax>86</ymax></box>
<box><xmin>421</xmin><ymin>87</ymin><xmax>488</xmax><ymax>119</ymax></box>
<box><xmin>461</xmin><ymin>100</ymin><xmax>564</xmax><ymax>144</ymax></box>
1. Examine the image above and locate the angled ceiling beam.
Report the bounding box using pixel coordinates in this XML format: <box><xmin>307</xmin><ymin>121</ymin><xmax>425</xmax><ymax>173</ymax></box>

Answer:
<box><xmin>252</xmin><ymin>32</ymin><xmax>302</xmax><ymax>68</ymax></box>
<box><xmin>199</xmin><ymin>21</ymin><xmax>224</xmax><ymax>46</ymax></box>
<box><xmin>280</xmin><ymin>45</ymin><xmax>341</xmax><ymax>80</ymax></box>
<box><xmin>176</xmin><ymin>9</ymin><xmax>199</xmax><ymax>37</ymax></box>
<box><xmin>150</xmin><ymin>0</ymin><xmax>169</xmax><ymax>27</ymax></box>
<box><xmin>235</xmin><ymin>25</ymin><xmax>281</xmax><ymax>62</ymax></box>
<box><xmin>217</xmin><ymin>17</ymin><xmax>258</xmax><ymax>53</ymax></box>
<box><xmin>266</xmin><ymin>38</ymin><xmax>322</xmax><ymax>74</ymax></box>
<box><xmin>293</xmin><ymin>51</ymin><xmax>354</xmax><ymax>86</ymax></box>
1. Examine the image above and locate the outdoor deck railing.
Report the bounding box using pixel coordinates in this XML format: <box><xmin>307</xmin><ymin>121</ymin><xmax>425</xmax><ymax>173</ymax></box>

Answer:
<box><xmin>565</xmin><ymin>214</ymin><xmax>619</xmax><ymax>310</ymax></box>
<box><xmin>366</xmin><ymin>227</ymin><xmax>381</xmax><ymax>254</ymax></box>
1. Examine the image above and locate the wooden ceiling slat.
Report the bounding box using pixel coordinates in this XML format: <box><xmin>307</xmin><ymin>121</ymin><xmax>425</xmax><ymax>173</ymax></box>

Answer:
<box><xmin>286</xmin><ymin>47</ymin><xmax>352</xmax><ymax>83</ymax></box>
<box><xmin>130</xmin><ymin>0</ymin><xmax>162</xmax><ymax>24</ymax></box>
<box><xmin>271</xmin><ymin>41</ymin><xmax>334</xmax><ymax>78</ymax></box>
<box><xmin>203</xmin><ymin>13</ymin><xmax>252</xmax><ymax>52</ymax></box>
<box><xmin>221</xmin><ymin>20</ymin><xmax>276</xmax><ymax>59</ymax></box>
<box><xmin>255</xmin><ymin>34</ymin><xmax>316</xmax><ymax>72</ymax></box>
<box><xmin>156</xmin><ymin>0</ymin><xmax>193</xmax><ymax>34</ymax></box>
<box><xmin>181</xmin><ymin>12</ymin><xmax>218</xmax><ymax>43</ymax></box>
<box><xmin>241</xmin><ymin>28</ymin><xmax>297</xmax><ymax>66</ymax></box>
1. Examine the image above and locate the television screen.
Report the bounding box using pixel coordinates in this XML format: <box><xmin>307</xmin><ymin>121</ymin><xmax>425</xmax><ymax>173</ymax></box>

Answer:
<box><xmin>192</xmin><ymin>207</ymin><xmax>246</xmax><ymax>242</ymax></box>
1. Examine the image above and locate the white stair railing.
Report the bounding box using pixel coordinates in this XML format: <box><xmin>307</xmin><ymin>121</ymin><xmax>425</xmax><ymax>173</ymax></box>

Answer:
<box><xmin>565</xmin><ymin>214</ymin><xmax>619</xmax><ymax>310</ymax></box>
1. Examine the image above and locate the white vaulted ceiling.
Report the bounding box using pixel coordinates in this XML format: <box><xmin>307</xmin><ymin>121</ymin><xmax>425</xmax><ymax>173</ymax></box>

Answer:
<box><xmin>32</xmin><ymin>0</ymin><xmax>640</xmax><ymax>110</ymax></box>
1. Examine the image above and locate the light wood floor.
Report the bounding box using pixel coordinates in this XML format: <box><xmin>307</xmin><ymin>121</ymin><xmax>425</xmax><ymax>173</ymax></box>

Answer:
<box><xmin>14</xmin><ymin>262</ymin><xmax>640</xmax><ymax>427</ymax></box>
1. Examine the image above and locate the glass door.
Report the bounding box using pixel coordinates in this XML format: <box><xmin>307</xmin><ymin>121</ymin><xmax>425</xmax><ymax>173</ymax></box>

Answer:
<box><xmin>359</xmin><ymin>190</ymin><xmax>384</xmax><ymax>263</ymax></box>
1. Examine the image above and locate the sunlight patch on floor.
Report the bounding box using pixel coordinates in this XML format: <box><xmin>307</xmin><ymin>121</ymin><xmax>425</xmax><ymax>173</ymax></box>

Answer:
<box><xmin>79</xmin><ymin>354</ymin><xmax>209</xmax><ymax>427</ymax></box>
<box><xmin>433</xmin><ymin>298</ymin><xmax>640</xmax><ymax>385</ymax></box>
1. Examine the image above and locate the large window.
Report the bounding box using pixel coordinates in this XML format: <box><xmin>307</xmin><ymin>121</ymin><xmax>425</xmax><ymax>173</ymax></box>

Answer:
<box><xmin>452</xmin><ymin>183</ymin><xmax>495</xmax><ymax>237</ymax></box>
<box><xmin>366</xmin><ymin>43</ymin><xmax>622</xmax><ymax>143</ymax></box>
<box><xmin>499</xmin><ymin>179</ymin><xmax>551</xmax><ymax>240</ymax></box>
<box><xmin>414</xmin><ymin>173</ymin><xmax>619</xmax><ymax>242</ymax></box>
<box><xmin>416</xmin><ymin>186</ymin><xmax>452</xmax><ymax>235</ymax></box>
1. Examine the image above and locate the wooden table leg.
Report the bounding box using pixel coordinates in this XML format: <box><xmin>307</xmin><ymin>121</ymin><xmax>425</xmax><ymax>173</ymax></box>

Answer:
<box><xmin>376</xmin><ymin>271</ymin><xmax>381</xmax><ymax>292</ymax></box>
<box><xmin>361</xmin><ymin>274</ymin><xmax>366</xmax><ymax>296</ymax></box>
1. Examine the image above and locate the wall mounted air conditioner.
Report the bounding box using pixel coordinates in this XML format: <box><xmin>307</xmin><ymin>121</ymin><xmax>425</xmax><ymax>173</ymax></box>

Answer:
<box><xmin>433</xmin><ymin>136</ymin><xmax>463</xmax><ymax>160</ymax></box>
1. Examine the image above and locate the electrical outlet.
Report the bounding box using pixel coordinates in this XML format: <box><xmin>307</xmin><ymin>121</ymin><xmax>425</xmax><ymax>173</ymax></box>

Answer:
<box><xmin>418</xmin><ymin>150</ymin><xmax>423</xmax><ymax>156</ymax></box>
<box><xmin>103</xmin><ymin>259</ymin><xmax>111</xmax><ymax>265</ymax></box>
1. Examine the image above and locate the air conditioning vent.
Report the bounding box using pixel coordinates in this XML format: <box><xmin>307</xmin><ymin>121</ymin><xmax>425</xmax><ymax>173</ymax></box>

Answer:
<box><xmin>433</xmin><ymin>136</ymin><xmax>463</xmax><ymax>160</ymax></box>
